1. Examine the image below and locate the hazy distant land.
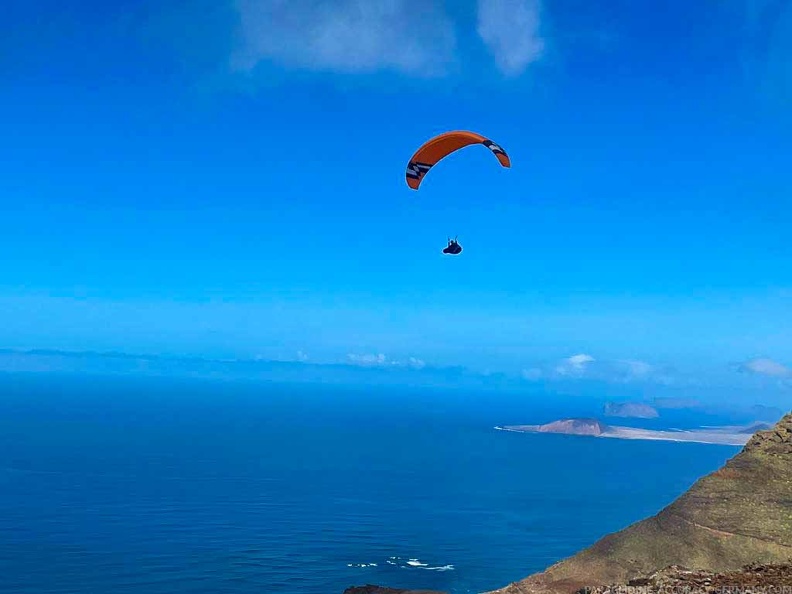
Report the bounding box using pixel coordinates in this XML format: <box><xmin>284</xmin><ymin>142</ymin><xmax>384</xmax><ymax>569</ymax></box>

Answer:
<box><xmin>495</xmin><ymin>418</ymin><xmax>771</xmax><ymax>446</ymax></box>
<box><xmin>603</xmin><ymin>401</ymin><xmax>659</xmax><ymax>419</ymax></box>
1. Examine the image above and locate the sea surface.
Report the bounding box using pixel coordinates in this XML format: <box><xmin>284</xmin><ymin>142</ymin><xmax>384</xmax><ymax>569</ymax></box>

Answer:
<box><xmin>0</xmin><ymin>374</ymin><xmax>741</xmax><ymax>594</ymax></box>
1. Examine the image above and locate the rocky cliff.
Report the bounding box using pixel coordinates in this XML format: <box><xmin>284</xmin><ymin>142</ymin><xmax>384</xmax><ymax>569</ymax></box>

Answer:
<box><xmin>487</xmin><ymin>412</ymin><xmax>792</xmax><ymax>594</ymax></box>
<box><xmin>578</xmin><ymin>563</ymin><xmax>792</xmax><ymax>594</ymax></box>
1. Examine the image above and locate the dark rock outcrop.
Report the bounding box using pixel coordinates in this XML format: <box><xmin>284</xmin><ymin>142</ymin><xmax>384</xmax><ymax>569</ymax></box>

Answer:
<box><xmin>487</xmin><ymin>412</ymin><xmax>792</xmax><ymax>594</ymax></box>
<box><xmin>578</xmin><ymin>563</ymin><xmax>792</xmax><ymax>594</ymax></box>
<box><xmin>524</xmin><ymin>419</ymin><xmax>608</xmax><ymax>435</ymax></box>
<box><xmin>499</xmin><ymin>419</ymin><xmax>608</xmax><ymax>437</ymax></box>
<box><xmin>537</xmin><ymin>418</ymin><xmax>607</xmax><ymax>436</ymax></box>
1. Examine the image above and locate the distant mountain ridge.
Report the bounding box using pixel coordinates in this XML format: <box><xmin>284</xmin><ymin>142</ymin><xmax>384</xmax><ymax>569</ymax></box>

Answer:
<box><xmin>603</xmin><ymin>402</ymin><xmax>659</xmax><ymax>419</ymax></box>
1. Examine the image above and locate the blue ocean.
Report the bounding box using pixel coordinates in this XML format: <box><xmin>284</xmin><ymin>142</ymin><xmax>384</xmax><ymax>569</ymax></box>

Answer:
<box><xmin>0</xmin><ymin>374</ymin><xmax>740</xmax><ymax>594</ymax></box>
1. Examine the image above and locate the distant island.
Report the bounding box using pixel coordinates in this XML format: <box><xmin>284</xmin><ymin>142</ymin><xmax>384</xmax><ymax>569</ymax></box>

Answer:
<box><xmin>494</xmin><ymin>417</ymin><xmax>770</xmax><ymax>446</ymax></box>
<box><xmin>603</xmin><ymin>401</ymin><xmax>659</xmax><ymax>419</ymax></box>
<box><xmin>652</xmin><ymin>397</ymin><xmax>702</xmax><ymax>409</ymax></box>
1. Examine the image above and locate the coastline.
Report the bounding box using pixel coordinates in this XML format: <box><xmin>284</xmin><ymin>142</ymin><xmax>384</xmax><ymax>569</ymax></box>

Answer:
<box><xmin>494</xmin><ymin>425</ymin><xmax>750</xmax><ymax>446</ymax></box>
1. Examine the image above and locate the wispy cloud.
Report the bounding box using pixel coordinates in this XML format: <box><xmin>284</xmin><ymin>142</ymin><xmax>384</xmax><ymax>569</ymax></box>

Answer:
<box><xmin>523</xmin><ymin>354</ymin><xmax>675</xmax><ymax>385</ymax></box>
<box><xmin>476</xmin><ymin>0</ymin><xmax>545</xmax><ymax>76</ymax></box>
<box><xmin>554</xmin><ymin>353</ymin><xmax>595</xmax><ymax>376</ymax></box>
<box><xmin>738</xmin><ymin>0</ymin><xmax>792</xmax><ymax>102</ymax></box>
<box><xmin>521</xmin><ymin>367</ymin><xmax>544</xmax><ymax>380</ymax></box>
<box><xmin>347</xmin><ymin>353</ymin><xmax>388</xmax><ymax>366</ymax></box>
<box><xmin>407</xmin><ymin>356</ymin><xmax>426</xmax><ymax>369</ymax></box>
<box><xmin>232</xmin><ymin>0</ymin><xmax>457</xmax><ymax>77</ymax></box>
<box><xmin>346</xmin><ymin>353</ymin><xmax>426</xmax><ymax>369</ymax></box>
<box><xmin>737</xmin><ymin>357</ymin><xmax>792</xmax><ymax>378</ymax></box>
<box><xmin>620</xmin><ymin>359</ymin><xmax>654</xmax><ymax>378</ymax></box>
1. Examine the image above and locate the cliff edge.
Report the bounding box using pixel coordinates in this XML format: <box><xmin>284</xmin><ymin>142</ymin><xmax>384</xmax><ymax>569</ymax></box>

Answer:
<box><xmin>487</xmin><ymin>412</ymin><xmax>792</xmax><ymax>594</ymax></box>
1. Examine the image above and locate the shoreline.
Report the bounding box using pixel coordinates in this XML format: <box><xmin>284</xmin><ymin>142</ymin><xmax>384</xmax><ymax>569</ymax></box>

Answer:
<box><xmin>494</xmin><ymin>425</ymin><xmax>749</xmax><ymax>446</ymax></box>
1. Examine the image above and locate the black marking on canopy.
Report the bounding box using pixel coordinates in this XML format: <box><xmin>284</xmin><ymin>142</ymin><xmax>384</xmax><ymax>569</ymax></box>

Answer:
<box><xmin>406</xmin><ymin>161</ymin><xmax>433</xmax><ymax>179</ymax></box>
<box><xmin>482</xmin><ymin>139</ymin><xmax>507</xmax><ymax>157</ymax></box>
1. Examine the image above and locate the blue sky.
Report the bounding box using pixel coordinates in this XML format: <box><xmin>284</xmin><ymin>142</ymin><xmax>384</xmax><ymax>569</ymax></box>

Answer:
<box><xmin>1</xmin><ymin>0</ymin><xmax>791</xmax><ymax>401</ymax></box>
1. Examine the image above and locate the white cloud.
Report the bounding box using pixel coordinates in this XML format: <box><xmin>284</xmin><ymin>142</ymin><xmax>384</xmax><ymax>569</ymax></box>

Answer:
<box><xmin>522</xmin><ymin>354</ymin><xmax>595</xmax><ymax>381</ymax></box>
<box><xmin>347</xmin><ymin>353</ymin><xmax>389</xmax><ymax>366</ymax></box>
<box><xmin>619</xmin><ymin>359</ymin><xmax>654</xmax><ymax>377</ymax></box>
<box><xmin>555</xmin><ymin>353</ymin><xmax>595</xmax><ymax>376</ymax></box>
<box><xmin>522</xmin><ymin>354</ymin><xmax>675</xmax><ymax>385</ymax></box>
<box><xmin>737</xmin><ymin>357</ymin><xmax>792</xmax><ymax>378</ymax></box>
<box><xmin>346</xmin><ymin>352</ymin><xmax>427</xmax><ymax>369</ymax></box>
<box><xmin>407</xmin><ymin>356</ymin><xmax>426</xmax><ymax>369</ymax></box>
<box><xmin>610</xmin><ymin>359</ymin><xmax>679</xmax><ymax>386</ymax></box>
<box><xmin>296</xmin><ymin>350</ymin><xmax>309</xmax><ymax>362</ymax></box>
<box><xmin>567</xmin><ymin>353</ymin><xmax>595</xmax><ymax>366</ymax></box>
<box><xmin>477</xmin><ymin>0</ymin><xmax>545</xmax><ymax>76</ymax></box>
<box><xmin>232</xmin><ymin>0</ymin><xmax>457</xmax><ymax>76</ymax></box>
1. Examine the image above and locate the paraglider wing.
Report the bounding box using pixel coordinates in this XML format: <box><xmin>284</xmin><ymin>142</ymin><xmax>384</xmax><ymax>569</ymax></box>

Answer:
<box><xmin>405</xmin><ymin>131</ymin><xmax>510</xmax><ymax>190</ymax></box>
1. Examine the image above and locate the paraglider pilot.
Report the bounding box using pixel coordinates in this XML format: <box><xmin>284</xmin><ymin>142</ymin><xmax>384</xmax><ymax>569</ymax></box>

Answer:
<box><xmin>443</xmin><ymin>236</ymin><xmax>462</xmax><ymax>255</ymax></box>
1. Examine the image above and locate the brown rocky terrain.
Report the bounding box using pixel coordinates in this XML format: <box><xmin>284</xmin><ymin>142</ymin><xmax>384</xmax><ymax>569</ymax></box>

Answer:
<box><xmin>488</xmin><ymin>412</ymin><xmax>792</xmax><ymax>594</ymax></box>
<box><xmin>578</xmin><ymin>563</ymin><xmax>792</xmax><ymax>594</ymax></box>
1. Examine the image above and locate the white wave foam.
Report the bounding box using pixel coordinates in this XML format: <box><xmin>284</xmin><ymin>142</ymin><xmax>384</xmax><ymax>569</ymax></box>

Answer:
<box><xmin>383</xmin><ymin>556</ymin><xmax>455</xmax><ymax>571</ymax></box>
<box><xmin>347</xmin><ymin>562</ymin><xmax>378</xmax><ymax>568</ymax></box>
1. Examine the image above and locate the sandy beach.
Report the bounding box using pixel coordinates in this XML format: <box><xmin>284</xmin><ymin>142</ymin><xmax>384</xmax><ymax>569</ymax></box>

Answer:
<box><xmin>495</xmin><ymin>423</ymin><xmax>752</xmax><ymax>446</ymax></box>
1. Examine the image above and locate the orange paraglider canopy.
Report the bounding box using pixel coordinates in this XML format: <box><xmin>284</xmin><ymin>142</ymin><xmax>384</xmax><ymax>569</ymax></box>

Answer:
<box><xmin>405</xmin><ymin>130</ymin><xmax>511</xmax><ymax>190</ymax></box>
